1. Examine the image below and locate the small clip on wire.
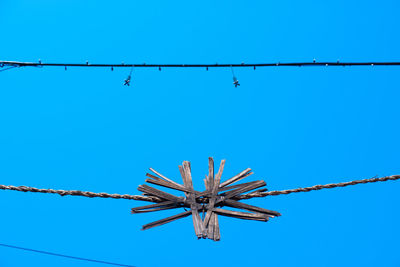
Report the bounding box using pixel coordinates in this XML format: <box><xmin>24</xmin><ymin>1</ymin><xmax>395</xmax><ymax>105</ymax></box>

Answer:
<box><xmin>124</xmin><ymin>66</ymin><xmax>134</xmax><ymax>86</ymax></box>
<box><xmin>231</xmin><ymin>66</ymin><xmax>240</xmax><ymax>88</ymax></box>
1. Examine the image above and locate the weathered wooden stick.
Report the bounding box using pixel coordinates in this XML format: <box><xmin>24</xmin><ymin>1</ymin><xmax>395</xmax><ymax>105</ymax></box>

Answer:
<box><xmin>207</xmin><ymin>212</ymin><xmax>215</xmax><ymax>239</ymax></box>
<box><xmin>137</xmin><ymin>184</ymin><xmax>183</xmax><ymax>201</ymax></box>
<box><xmin>207</xmin><ymin>212</ymin><xmax>221</xmax><ymax>241</ymax></box>
<box><xmin>182</xmin><ymin>161</ymin><xmax>205</xmax><ymax>238</ymax></box>
<box><xmin>213</xmin><ymin>208</ymin><xmax>269</xmax><ymax>221</ymax></box>
<box><xmin>222</xmin><ymin>180</ymin><xmax>266</xmax><ymax>200</ymax></box>
<box><xmin>205</xmin><ymin>160</ymin><xmax>216</xmax><ymax>239</ymax></box>
<box><xmin>132</xmin><ymin>205</ymin><xmax>182</xmax><ymax>213</ymax></box>
<box><xmin>149</xmin><ymin>168</ymin><xmax>183</xmax><ymax>188</ymax></box>
<box><xmin>208</xmin><ymin>157</ymin><xmax>214</xmax><ymax>190</ymax></box>
<box><xmin>178</xmin><ymin>165</ymin><xmax>189</xmax><ymax>198</ymax></box>
<box><xmin>213</xmin><ymin>213</ymin><xmax>220</xmax><ymax>241</ymax></box>
<box><xmin>131</xmin><ymin>200</ymin><xmax>177</xmax><ymax>211</ymax></box>
<box><xmin>145</xmin><ymin>175</ymin><xmax>192</xmax><ymax>193</ymax></box>
<box><xmin>223</xmin><ymin>199</ymin><xmax>281</xmax><ymax>217</ymax></box>
<box><xmin>219</xmin><ymin>168</ymin><xmax>252</xmax><ymax>188</ymax></box>
<box><xmin>204</xmin><ymin>175</ymin><xmax>209</xmax><ymax>192</ymax></box>
<box><xmin>195</xmin><ymin>179</ymin><xmax>260</xmax><ymax>199</ymax></box>
<box><xmin>218</xmin><ymin>178</ymin><xmax>257</xmax><ymax>192</ymax></box>
<box><xmin>142</xmin><ymin>210</ymin><xmax>192</xmax><ymax>230</ymax></box>
<box><xmin>182</xmin><ymin>161</ymin><xmax>194</xmax><ymax>188</ymax></box>
<box><xmin>203</xmin><ymin>159</ymin><xmax>226</xmax><ymax>228</ymax></box>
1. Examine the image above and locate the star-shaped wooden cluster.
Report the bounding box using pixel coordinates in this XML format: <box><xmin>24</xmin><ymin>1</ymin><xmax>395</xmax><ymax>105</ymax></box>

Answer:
<box><xmin>131</xmin><ymin>158</ymin><xmax>281</xmax><ymax>241</ymax></box>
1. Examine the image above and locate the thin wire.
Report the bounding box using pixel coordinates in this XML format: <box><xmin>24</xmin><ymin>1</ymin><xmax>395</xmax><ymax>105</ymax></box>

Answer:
<box><xmin>0</xmin><ymin>243</ymin><xmax>135</xmax><ymax>267</ymax></box>
<box><xmin>0</xmin><ymin>184</ymin><xmax>160</xmax><ymax>201</ymax></box>
<box><xmin>0</xmin><ymin>66</ymin><xmax>18</xmax><ymax>72</ymax></box>
<box><xmin>231</xmin><ymin>65</ymin><xmax>240</xmax><ymax>87</ymax></box>
<box><xmin>0</xmin><ymin>175</ymin><xmax>399</xmax><ymax>202</ymax></box>
<box><xmin>236</xmin><ymin>174</ymin><xmax>400</xmax><ymax>200</ymax></box>
<box><xmin>124</xmin><ymin>66</ymin><xmax>134</xmax><ymax>86</ymax></box>
<box><xmin>2</xmin><ymin>60</ymin><xmax>400</xmax><ymax>69</ymax></box>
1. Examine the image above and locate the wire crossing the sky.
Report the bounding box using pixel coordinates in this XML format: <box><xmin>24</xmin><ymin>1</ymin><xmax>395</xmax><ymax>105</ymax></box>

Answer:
<box><xmin>0</xmin><ymin>243</ymin><xmax>135</xmax><ymax>267</ymax></box>
<box><xmin>0</xmin><ymin>175</ymin><xmax>399</xmax><ymax>202</ymax></box>
<box><xmin>2</xmin><ymin>60</ymin><xmax>400</xmax><ymax>69</ymax></box>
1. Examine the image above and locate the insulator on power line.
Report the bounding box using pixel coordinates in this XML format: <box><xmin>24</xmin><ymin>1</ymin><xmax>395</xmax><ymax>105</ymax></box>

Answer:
<box><xmin>254</xmin><ymin>66</ymin><xmax>256</xmax><ymax>70</ymax></box>
<box><xmin>206</xmin><ymin>67</ymin><xmax>208</xmax><ymax>71</ymax></box>
<box><xmin>65</xmin><ymin>66</ymin><xmax>67</xmax><ymax>70</ymax></box>
<box><xmin>313</xmin><ymin>58</ymin><xmax>316</xmax><ymax>63</ymax></box>
<box><xmin>86</xmin><ymin>61</ymin><xmax>89</xmax><ymax>65</ymax></box>
<box><xmin>111</xmin><ymin>66</ymin><xmax>114</xmax><ymax>71</ymax></box>
<box><xmin>159</xmin><ymin>66</ymin><xmax>161</xmax><ymax>71</ymax></box>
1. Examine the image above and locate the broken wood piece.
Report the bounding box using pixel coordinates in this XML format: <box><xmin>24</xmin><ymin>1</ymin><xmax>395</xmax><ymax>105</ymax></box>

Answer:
<box><xmin>145</xmin><ymin>174</ymin><xmax>193</xmax><ymax>193</ymax></box>
<box><xmin>149</xmin><ymin>167</ymin><xmax>183</xmax><ymax>189</ymax></box>
<box><xmin>204</xmin><ymin>175</ymin><xmax>209</xmax><ymax>191</ymax></box>
<box><xmin>213</xmin><ymin>208</ymin><xmax>269</xmax><ymax>221</ymax></box>
<box><xmin>207</xmin><ymin>212</ymin><xmax>220</xmax><ymax>241</ymax></box>
<box><xmin>208</xmin><ymin>157</ymin><xmax>214</xmax><ymax>190</ymax></box>
<box><xmin>137</xmin><ymin>184</ymin><xmax>183</xmax><ymax>201</ymax></box>
<box><xmin>219</xmin><ymin>179</ymin><xmax>260</xmax><ymax>193</ymax></box>
<box><xmin>178</xmin><ymin>165</ymin><xmax>189</xmax><ymax>198</ymax></box>
<box><xmin>203</xmin><ymin>159</ymin><xmax>226</xmax><ymax>229</ymax></box>
<box><xmin>207</xmin><ymin>211</ymin><xmax>215</xmax><ymax>239</ymax></box>
<box><xmin>222</xmin><ymin>180</ymin><xmax>266</xmax><ymax>200</ymax></box>
<box><xmin>132</xmin><ymin>205</ymin><xmax>182</xmax><ymax>213</ymax></box>
<box><xmin>219</xmin><ymin>168</ymin><xmax>252</xmax><ymax>188</ymax></box>
<box><xmin>132</xmin><ymin>200</ymin><xmax>177</xmax><ymax>211</ymax></box>
<box><xmin>183</xmin><ymin>161</ymin><xmax>205</xmax><ymax>238</ymax></box>
<box><xmin>213</xmin><ymin>213</ymin><xmax>220</xmax><ymax>241</ymax></box>
<box><xmin>131</xmin><ymin>200</ymin><xmax>184</xmax><ymax>213</ymax></box>
<box><xmin>223</xmin><ymin>199</ymin><xmax>281</xmax><ymax>217</ymax></box>
<box><xmin>142</xmin><ymin>210</ymin><xmax>192</xmax><ymax>230</ymax></box>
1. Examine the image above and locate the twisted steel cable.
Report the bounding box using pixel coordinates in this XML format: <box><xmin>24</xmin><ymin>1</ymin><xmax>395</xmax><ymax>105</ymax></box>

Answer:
<box><xmin>1</xmin><ymin>175</ymin><xmax>399</xmax><ymax>202</ymax></box>
<box><xmin>236</xmin><ymin>174</ymin><xmax>400</xmax><ymax>200</ymax></box>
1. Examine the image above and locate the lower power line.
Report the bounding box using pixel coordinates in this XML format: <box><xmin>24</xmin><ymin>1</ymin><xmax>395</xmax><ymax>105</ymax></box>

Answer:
<box><xmin>0</xmin><ymin>243</ymin><xmax>135</xmax><ymax>267</ymax></box>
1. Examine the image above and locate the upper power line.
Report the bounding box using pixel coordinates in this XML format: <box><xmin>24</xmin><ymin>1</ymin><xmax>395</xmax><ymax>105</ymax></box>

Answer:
<box><xmin>2</xmin><ymin>60</ymin><xmax>400</xmax><ymax>69</ymax></box>
<box><xmin>3</xmin><ymin>59</ymin><xmax>399</xmax><ymax>86</ymax></box>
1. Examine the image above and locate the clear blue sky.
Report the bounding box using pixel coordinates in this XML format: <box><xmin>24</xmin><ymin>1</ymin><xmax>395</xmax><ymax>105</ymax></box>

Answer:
<box><xmin>1</xmin><ymin>0</ymin><xmax>400</xmax><ymax>266</ymax></box>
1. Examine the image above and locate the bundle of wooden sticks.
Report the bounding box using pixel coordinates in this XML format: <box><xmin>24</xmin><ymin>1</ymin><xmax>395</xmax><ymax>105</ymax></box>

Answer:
<box><xmin>131</xmin><ymin>158</ymin><xmax>281</xmax><ymax>241</ymax></box>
